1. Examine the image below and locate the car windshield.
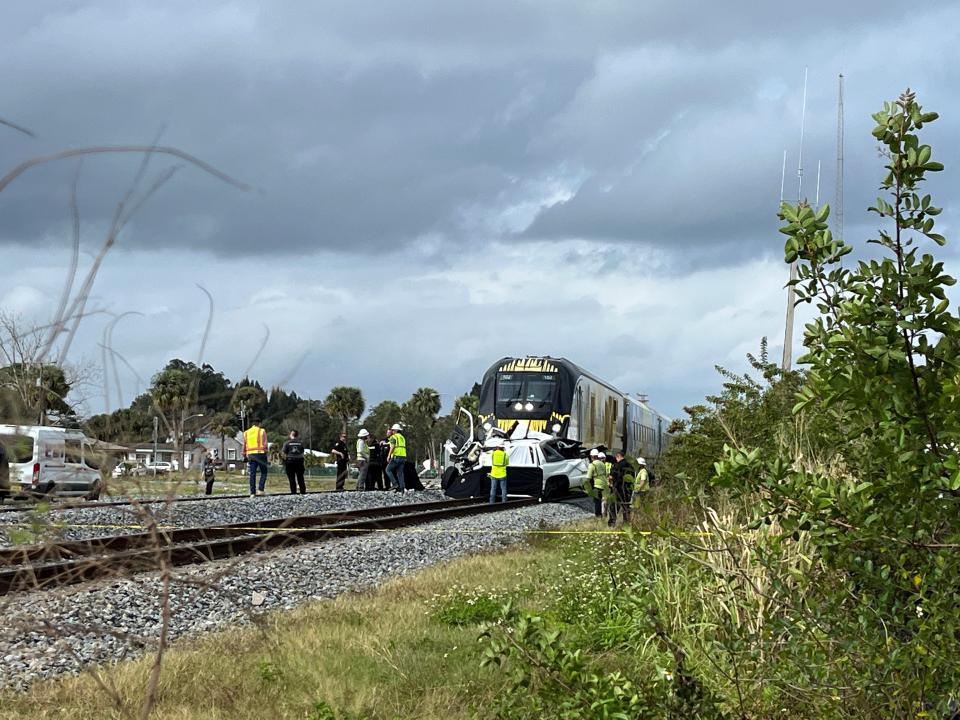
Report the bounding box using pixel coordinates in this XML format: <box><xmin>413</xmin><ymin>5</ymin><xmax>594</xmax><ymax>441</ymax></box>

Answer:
<box><xmin>0</xmin><ymin>434</ymin><xmax>34</xmax><ymax>463</ymax></box>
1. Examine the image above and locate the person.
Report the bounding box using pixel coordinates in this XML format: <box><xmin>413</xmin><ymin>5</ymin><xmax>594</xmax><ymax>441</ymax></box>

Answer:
<box><xmin>632</xmin><ymin>457</ymin><xmax>649</xmax><ymax>510</ymax></box>
<box><xmin>488</xmin><ymin>439</ymin><xmax>509</xmax><ymax>504</ymax></box>
<box><xmin>330</xmin><ymin>432</ymin><xmax>349</xmax><ymax>492</ymax></box>
<box><xmin>385</xmin><ymin>423</ymin><xmax>407</xmax><ymax>492</ymax></box>
<box><xmin>202</xmin><ymin>450</ymin><xmax>217</xmax><ymax>496</ymax></box>
<box><xmin>586</xmin><ymin>450</ymin><xmax>608</xmax><ymax>518</ymax></box>
<box><xmin>282</xmin><ymin>430</ymin><xmax>306</xmax><ymax>495</ymax></box>
<box><xmin>242</xmin><ymin>418</ymin><xmax>269</xmax><ymax>497</ymax></box>
<box><xmin>355</xmin><ymin>429</ymin><xmax>371</xmax><ymax>491</ymax></box>
<box><xmin>608</xmin><ymin>451</ymin><xmax>633</xmax><ymax>526</ymax></box>
<box><xmin>373</xmin><ymin>435</ymin><xmax>391</xmax><ymax>490</ymax></box>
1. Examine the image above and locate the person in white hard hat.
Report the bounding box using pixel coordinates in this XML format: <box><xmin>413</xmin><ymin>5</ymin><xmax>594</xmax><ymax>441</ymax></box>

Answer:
<box><xmin>586</xmin><ymin>449</ymin><xmax>608</xmax><ymax>518</ymax></box>
<box><xmin>355</xmin><ymin>429</ymin><xmax>372</xmax><ymax>491</ymax></box>
<box><xmin>386</xmin><ymin>423</ymin><xmax>407</xmax><ymax>492</ymax></box>
<box><xmin>632</xmin><ymin>457</ymin><xmax>649</xmax><ymax>510</ymax></box>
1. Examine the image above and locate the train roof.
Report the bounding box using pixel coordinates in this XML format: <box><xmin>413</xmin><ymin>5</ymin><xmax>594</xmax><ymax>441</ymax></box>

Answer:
<box><xmin>486</xmin><ymin>356</ymin><xmax>621</xmax><ymax>392</ymax></box>
<box><xmin>485</xmin><ymin>356</ymin><xmax>672</xmax><ymax>423</ymax></box>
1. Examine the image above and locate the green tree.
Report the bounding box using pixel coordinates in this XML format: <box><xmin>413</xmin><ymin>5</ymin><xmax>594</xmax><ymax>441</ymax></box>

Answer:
<box><xmin>324</xmin><ymin>386</ymin><xmax>365</xmax><ymax>436</ymax></box>
<box><xmin>150</xmin><ymin>366</ymin><xmax>195</xmax><ymax>472</ymax></box>
<box><xmin>715</xmin><ymin>90</ymin><xmax>960</xmax><ymax>716</ymax></box>
<box><xmin>404</xmin><ymin>387</ymin><xmax>442</xmax><ymax>470</ymax></box>
<box><xmin>230</xmin><ymin>385</ymin><xmax>266</xmax><ymax>429</ymax></box>
<box><xmin>362</xmin><ymin>400</ymin><xmax>402</xmax><ymax>441</ymax></box>
<box><xmin>208</xmin><ymin>411</ymin><xmax>239</xmax><ymax>465</ymax></box>
<box><xmin>452</xmin><ymin>393</ymin><xmax>479</xmax><ymax>418</ymax></box>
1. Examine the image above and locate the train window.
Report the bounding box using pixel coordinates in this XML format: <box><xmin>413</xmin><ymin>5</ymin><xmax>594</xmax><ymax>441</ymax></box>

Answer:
<box><xmin>496</xmin><ymin>375</ymin><xmax>523</xmax><ymax>405</ymax></box>
<box><xmin>496</xmin><ymin>373</ymin><xmax>556</xmax><ymax>412</ymax></box>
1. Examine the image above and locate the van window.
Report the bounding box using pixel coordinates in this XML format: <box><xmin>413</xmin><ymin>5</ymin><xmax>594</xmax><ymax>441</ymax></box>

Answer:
<box><xmin>65</xmin><ymin>438</ymin><xmax>84</xmax><ymax>465</ymax></box>
<box><xmin>1</xmin><ymin>434</ymin><xmax>35</xmax><ymax>463</ymax></box>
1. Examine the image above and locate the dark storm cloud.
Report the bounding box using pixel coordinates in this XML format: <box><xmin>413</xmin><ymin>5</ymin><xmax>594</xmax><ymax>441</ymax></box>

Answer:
<box><xmin>1</xmin><ymin>0</ymin><xmax>958</xmax><ymax>265</ymax></box>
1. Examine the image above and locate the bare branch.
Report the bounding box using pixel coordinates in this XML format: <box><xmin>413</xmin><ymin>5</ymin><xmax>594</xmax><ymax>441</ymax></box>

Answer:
<box><xmin>0</xmin><ymin>145</ymin><xmax>251</xmax><ymax>194</ymax></box>
<box><xmin>0</xmin><ymin>116</ymin><xmax>36</xmax><ymax>138</ymax></box>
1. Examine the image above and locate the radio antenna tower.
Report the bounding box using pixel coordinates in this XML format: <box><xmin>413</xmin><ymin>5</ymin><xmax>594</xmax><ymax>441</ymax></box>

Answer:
<box><xmin>782</xmin><ymin>67</ymin><xmax>808</xmax><ymax>372</ymax></box>
<box><xmin>835</xmin><ymin>73</ymin><xmax>845</xmax><ymax>240</ymax></box>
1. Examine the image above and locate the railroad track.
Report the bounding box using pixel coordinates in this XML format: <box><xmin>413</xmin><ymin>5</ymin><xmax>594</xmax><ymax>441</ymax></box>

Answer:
<box><xmin>0</xmin><ymin>496</ymin><xmax>536</xmax><ymax>596</ymax></box>
<box><xmin>0</xmin><ymin>488</ymin><xmax>350</xmax><ymax>515</ymax></box>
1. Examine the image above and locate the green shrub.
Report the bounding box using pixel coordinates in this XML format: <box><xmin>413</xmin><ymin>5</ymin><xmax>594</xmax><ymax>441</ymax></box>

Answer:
<box><xmin>429</xmin><ymin>584</ymin><xmax>513</xmax><ymax>626</ymax></box>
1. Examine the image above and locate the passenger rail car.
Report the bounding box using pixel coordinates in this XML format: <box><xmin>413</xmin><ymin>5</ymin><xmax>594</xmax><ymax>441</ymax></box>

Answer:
<box><xmin>477</xmin><ymin>356</ymin><xmax>671</xmax><ymax>464</ymax></box>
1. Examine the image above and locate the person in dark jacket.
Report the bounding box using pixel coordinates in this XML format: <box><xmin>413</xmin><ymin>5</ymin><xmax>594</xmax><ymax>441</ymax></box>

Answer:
<box><xmin>374</xmin><ymin>436</ymin><xmax>391</xmax><ymax>490</ymax></box>
<box><xmin>282</xmin><ymin>430</ymin><xmax>307</xmax><ymax>494</ymax></box>
<box><xmin>608</xmin><ymin>451</ymin><xmax>633</xmax><ymax>526</ymax></box>
<box><xmin>201</xmin><ymin>451</ymin><xmax>217</xmax><ymax>496</ymax></box>
<box><xmin>330</xmin><ymin>432</ymin><xmax>349</xmax><ymax>491</ymax></box>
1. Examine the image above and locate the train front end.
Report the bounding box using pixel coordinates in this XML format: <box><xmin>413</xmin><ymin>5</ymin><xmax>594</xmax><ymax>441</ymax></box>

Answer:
<box><xmin>478</xmin><ymin>357</ymin><xmax>573</xmax><ymax>438</ymax></box>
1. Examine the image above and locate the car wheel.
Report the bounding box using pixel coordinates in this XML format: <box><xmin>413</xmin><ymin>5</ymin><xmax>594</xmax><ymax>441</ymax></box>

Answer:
<box><xmin>541</xmin><ymin>475</ymin><xmax>569</xmax><ymax>501</ymax></box>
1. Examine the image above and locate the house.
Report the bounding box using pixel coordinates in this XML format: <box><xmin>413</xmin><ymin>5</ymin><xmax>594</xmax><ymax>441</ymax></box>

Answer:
<box><xmin>193</xmin><ymin>433</ymin><xmax>244</xmax><ymax>469</ymax></box>
<box><xmin>123</xmin><ymin>442</ymin><xmax>201</xmax><ymax>471</ymax></box>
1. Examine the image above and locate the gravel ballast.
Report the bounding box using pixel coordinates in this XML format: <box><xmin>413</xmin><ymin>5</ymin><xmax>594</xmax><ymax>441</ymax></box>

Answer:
<box><xmin>0</xmin><ymin>489</ymin><xmax>452</xmax><ymax>546</ymax></box>
<box><xmin>0</xmin><ymin>497</ymin><xmax>590</xmax><ymax>691</ymax></box>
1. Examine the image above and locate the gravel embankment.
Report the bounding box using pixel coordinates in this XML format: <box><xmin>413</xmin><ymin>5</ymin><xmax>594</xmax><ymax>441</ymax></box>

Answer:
<box><xmin>0</xmin><ymin>498</ymin><xmax>590</xmax><ymax>690</ymax></box>
<box><xmin>0</xmin><ymin>490</ymin><xmax>451</xmax><ymax>546</ymax></box>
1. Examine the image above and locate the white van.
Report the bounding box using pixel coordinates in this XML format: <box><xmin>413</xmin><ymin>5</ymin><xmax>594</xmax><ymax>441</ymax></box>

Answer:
<box><xmin>0</xmin><ymin>425</ymin><xmax>103</xmax><ymax>501</ymax></box>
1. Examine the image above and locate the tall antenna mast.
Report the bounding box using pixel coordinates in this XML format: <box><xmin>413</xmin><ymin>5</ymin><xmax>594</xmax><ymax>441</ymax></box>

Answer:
<box><xmin>782</xmin><ymin>67</ymin><xmax>808</xmax><ymax>372</ymax></box>
<box><xmin>815</xmin><ymin>159</ymin><xmax>821</xmax><ymax>207</ymax></box>
<box><xmin>780</xmin><ymin>150</ymin><xmax>787</xmax><ymax>204</ymax></box>
<box><xmin>835</xmin><ymin>73</ymin><xmax>844</xmax><ymax>240</ymax></box>
<box><xmin>797</xmin><ymin>66</ymin><xmax>808</xmax><ymax>203</ymax></box>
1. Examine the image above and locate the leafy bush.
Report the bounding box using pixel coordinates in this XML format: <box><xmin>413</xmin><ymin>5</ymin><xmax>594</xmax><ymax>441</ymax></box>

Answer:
<box><xmin>429</xmin><ymin>584</ymin><xmax>514</xmax><ymax>626</ymax></box>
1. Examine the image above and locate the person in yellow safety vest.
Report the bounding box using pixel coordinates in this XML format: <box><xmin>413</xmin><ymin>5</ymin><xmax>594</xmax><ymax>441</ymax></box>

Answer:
<box><xmin>632</xmin><ymin>456</ymin><xmax>649</xmax><ymax>510</ymax></box>
<box><xmin>385</xmin><ymin>423</ymin><xmax>407</xmax><ymax>493</ymax></box>
<box><xmin>242</xmin><ymin>419</ymin><xmax>269</xmax><ymax>498</ymax></box>
<box><xmin>586</xmin><ymin>449</ymin><xmax>608</xmax><ymax>518</ymax></box>
<box><xmin>489</xmin><ymin>439</ymin><xmax>509</xmax><ymax>504</ymax></box>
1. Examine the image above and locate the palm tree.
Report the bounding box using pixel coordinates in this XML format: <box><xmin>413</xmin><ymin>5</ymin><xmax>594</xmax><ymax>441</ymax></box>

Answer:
<box><xmin>150</xmin><ymin>367</ymin><xmax>194</xmax><ymax>473</ymax></box>
<box><xmin>209</xmin><ymin>411</ymin><xmax>238</xmax><ymax>467</ymax></box>
<box><xmin>324</xmin><ymin>386</ymin><xmax>365</xmax><ymax>436</ymax></box>
<box><xmin>410</xmin><ymin>387</ymin><xmax>441</xmax><ymax>471</ymax></box>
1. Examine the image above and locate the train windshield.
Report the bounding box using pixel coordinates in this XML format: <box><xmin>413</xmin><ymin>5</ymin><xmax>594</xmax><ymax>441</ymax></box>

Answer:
<box><xmin>496</xmin><ymin>373</ymin><xmax>557</xmax><ymax>414</ymax></box>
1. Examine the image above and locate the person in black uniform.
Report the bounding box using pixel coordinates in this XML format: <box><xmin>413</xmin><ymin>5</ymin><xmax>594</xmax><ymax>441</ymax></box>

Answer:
<box><xmin>373</xmin><ymin>436</ymin><xmax>391</xmax><ymax>490</ymax></box>
<box><xmin>282</xmin><ymin>430</ymin><xmax>307</xmax><ymax>494</ymax></box>
<box><xmin>608</xmin><ymin>450</ymin><xmax>633</xmax><ymax>526</ymax></box>
<box><xmin>330</xmin><ymin>432</ymin><xmax>349</xmax><ymax>492</ymax></box>
<box><xmin>202</xmin><ymin>451</ymin><xmax>217</xmax><ymax>495</ymax></box>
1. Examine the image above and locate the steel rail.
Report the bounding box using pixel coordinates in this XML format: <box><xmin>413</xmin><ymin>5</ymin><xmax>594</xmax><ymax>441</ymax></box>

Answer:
<box><xmin>0</xmin><ymin>497</ymin><xmax>536</xmax><ymax>595</ymax></box>
<box><xmin>0</xmin><ymin>488</ymin><xmax>365</xmax><ymax>515</ymax></box>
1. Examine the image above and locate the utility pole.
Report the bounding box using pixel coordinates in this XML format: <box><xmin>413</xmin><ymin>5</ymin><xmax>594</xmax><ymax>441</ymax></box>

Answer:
<box><xmin>835</xmin><ymin>73</ymin><xmax>845</xmax><ymax>241</ymax></box>
<box><xmin>782</xmin><ymin>67</ymin><xmax>808</xmax><ymax>372</ymax></box>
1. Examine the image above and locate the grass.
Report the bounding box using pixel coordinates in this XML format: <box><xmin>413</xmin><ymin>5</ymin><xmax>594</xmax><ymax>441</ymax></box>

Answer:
<box><xmin>0</xmin><ymin>523</ymin><xmax>586</xmax><ymax>720</ymax></box>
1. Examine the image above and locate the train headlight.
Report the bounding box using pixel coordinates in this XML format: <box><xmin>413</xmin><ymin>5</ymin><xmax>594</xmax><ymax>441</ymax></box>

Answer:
<box><xmin>524</xmin><ymin>402</ymin><xmax>534</xmax><ymax>411</ymax></box>
<box><xmin>514</xmin><ymin>402</ymin><xmax>523</xmax><ymax>411</ymax></box>
<box><xmin>552</xmin><ymin>423</ymin><xmax>562</xmax><ymax>433</ymax></box>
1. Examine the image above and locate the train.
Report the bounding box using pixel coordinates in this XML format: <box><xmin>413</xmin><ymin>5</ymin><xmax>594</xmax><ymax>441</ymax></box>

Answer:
<box><xmin>476</xmin><ymin>356</ymin><xmax>672</xmax><ymax>465</ymax></box>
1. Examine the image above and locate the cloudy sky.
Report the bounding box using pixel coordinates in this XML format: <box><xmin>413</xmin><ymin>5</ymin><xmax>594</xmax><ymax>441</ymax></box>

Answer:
<box><xmin>2</xmin><ymin>1</ymin><xmax>958</xmax><ymax>421</ymax></box>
